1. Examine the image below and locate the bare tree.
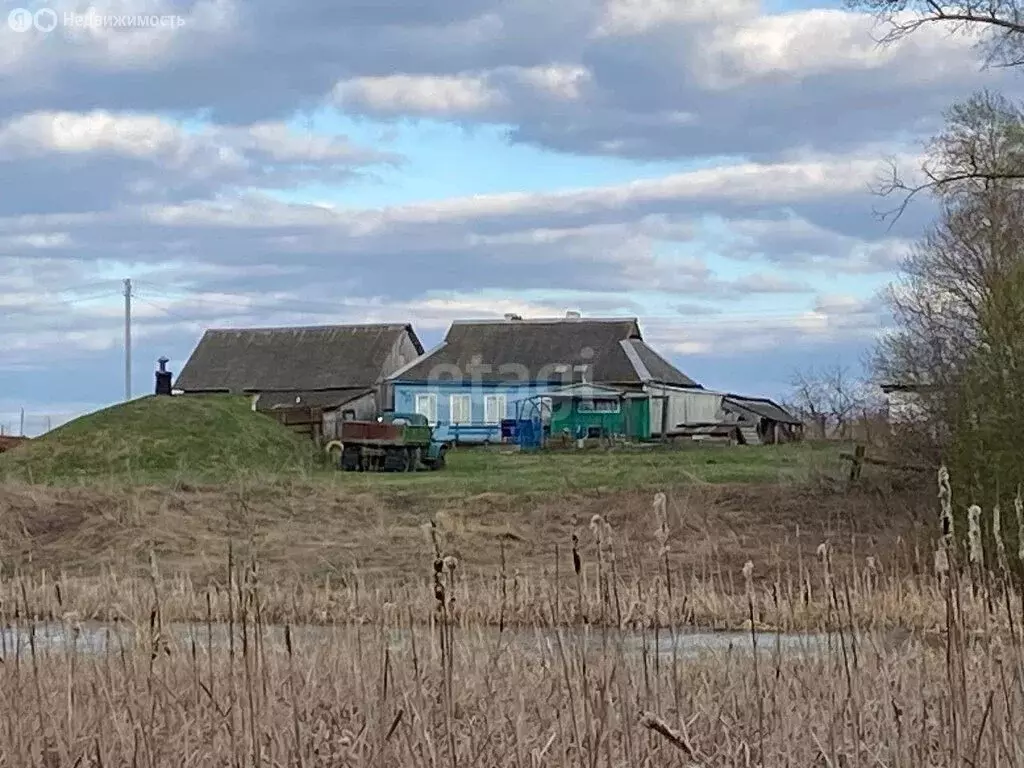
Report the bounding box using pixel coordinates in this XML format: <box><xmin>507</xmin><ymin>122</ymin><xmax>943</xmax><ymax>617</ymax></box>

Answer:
<box><xmin>787</xmin><ymin>364</ymin><xmax>871</xmax><ymax>439</ymax></box>
<box><xmin>874</xmin><ymin>96</ymin><xmax>1024</xmax><ymax>432</ymax></box>
<box><xmin>874</xmin><ymin>90</ymin><xmax>1024</xmax><ymax>219</ymax></box>
<box><xmin>850</xmin><ymin>0</ymin><xmax>1024</xmax><ymax>67</ymax></box>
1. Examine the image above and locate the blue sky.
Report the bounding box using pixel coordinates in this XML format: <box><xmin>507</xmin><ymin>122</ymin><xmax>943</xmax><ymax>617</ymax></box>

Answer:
<box><xmin>0</xmin><ymin>0</ymin><xmax>1010</xmax><ymax>434</ymax></box>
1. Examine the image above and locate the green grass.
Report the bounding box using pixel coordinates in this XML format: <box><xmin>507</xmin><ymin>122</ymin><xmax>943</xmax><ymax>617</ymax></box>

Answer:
<box><xmin>327</xmin><ymin>440</ymin><xmax>850</xmax><ymax>493</ymax></box>
<box><xmin>0</xmin><ymin>394</ymin><xmax>319</xmax><ymax>485</ymax></box>
<box><xmin>0</xmin><ymin>395</ymin><xmax>849</xmax><ymax>490</ymax></box>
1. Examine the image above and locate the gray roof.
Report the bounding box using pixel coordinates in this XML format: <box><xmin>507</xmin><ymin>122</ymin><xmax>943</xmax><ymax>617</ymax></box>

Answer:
<box><xmin>255</xmin><ymin>388</ymin><xmax>372</xmax><ymax>410</ymax></box>
<box><xmin>391</xmin><ymin>317</ymin><xmax>698</xmax><ymax>387</ymax></box>
<box><xmin>723</xmin><ymin>395</ymin><xmax>801</xmax><ymax>425</ymax></box>
<box><xmin>174</xmin><ymin>324</ymin><xmax>422</xmax><ymax>393</ymax></box>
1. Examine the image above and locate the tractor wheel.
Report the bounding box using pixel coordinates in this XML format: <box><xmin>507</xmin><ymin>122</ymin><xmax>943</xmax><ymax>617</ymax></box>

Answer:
<box><xmin>384</xmin><ymin>447</ymin><xmax>408</xmax><ymax>472</ymax></box>
<box><xmin>432</xmin><ymin>446</ymin><xmax>447</xmax><ymax>470</ymax></box>
<box><xmin>340</xmin><ymin>446</ymin><xmax>359</xmax><ymax>471</ymax></box>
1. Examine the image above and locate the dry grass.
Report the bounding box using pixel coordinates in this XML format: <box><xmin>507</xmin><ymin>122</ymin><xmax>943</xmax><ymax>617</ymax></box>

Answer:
<box><xmin>0</xmin><ymin>481</ymin><xmax>933</xmax><ymax>628</ymax></box>
<box><xmin>5</xmin><ymin>469</ymin><xmax>1022</xmax><ymax>765</ymax></box>
<box><xmin>1</xmin><ymin>511</ymin><xmax>1022</xmax><ymax>766</ymax></box>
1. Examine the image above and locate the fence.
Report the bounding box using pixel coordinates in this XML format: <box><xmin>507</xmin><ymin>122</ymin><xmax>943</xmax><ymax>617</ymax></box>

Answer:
<box><xmin>0</xmin><ymin>410</ymin><xmax>61</xmax><ymax>438</ymax></box>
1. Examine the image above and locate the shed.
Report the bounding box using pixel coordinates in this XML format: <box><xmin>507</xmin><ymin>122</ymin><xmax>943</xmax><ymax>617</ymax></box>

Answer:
<box><xmin>721</xmin><ymin>395</ymin><xmax>803</xmax><ymax>445</ymax></box>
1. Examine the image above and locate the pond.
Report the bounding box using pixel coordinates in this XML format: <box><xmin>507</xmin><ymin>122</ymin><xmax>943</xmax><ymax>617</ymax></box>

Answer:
<box><xmin>0</xmin><ymin>621</ymin><xmax>860</xmax><ymax>660</ymax></box>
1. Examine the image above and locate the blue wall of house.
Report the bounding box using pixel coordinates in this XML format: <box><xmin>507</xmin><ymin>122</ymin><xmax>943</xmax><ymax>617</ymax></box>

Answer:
<box><xmin>390</xmin><ymin>381</ymin><xmax>556</xmax><ymax>443</ymax></box>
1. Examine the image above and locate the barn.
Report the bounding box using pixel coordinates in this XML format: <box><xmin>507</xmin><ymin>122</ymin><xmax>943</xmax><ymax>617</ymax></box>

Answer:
<box><xmin>174</xmin><ymin>324</ymin><xmax>424</xmax><ymax>441</ymax></box>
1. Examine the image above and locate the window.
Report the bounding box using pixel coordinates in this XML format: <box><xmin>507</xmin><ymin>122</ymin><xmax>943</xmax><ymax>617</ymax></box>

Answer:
<box><xmin>450</xmin><ymin>394</ymin><xmax>472</xmax><ymax>424</ymax></box>
<box><xmin>484</xmin><ymin>394</ymin><xmax>507</xmax><ymax>424</ymax></box>
<box><xmin>578</xmin><ymin>398</ymin><xmax>620</xmax><ymax>413</ymax></box>
<box><xmin>415</xmin><ymin>393</ymin><xmax>438</xmax><ymax>424</ymax></box>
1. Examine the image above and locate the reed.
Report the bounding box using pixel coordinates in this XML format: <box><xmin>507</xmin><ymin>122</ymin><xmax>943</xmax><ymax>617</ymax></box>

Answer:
<box><xmin>0</xmin><ymin>466</ymin><xmax>1021</xmax><ymax>765</ymax></box>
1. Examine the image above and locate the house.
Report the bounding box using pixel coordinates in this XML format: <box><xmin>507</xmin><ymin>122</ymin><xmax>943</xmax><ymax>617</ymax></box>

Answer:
<box><xmin>174</xmin><ymin>324</ymin><xmax>423</xmax><ymax>438</ymax></box>
<box><xmin>386</xmin><ymin>314</ymin><xmax>702</xmax><ymax>443</ymax></box>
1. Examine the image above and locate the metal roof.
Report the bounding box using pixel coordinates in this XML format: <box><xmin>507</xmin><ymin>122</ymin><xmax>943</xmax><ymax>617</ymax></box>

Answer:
<box><xmin>723</xmin><ymin>395</ymin><xmax>801</xmax><ymax>425</ymax></box>
<box><xmin>254</xmin><ymin>388</ymin><xmax>373</xmax><ymax>410</ymax></box>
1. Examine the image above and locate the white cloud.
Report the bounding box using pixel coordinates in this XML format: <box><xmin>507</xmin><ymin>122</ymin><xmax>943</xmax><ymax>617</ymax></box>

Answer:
<box><xmin>593</xmin><ymin>0</ymin><xmax>757</xmax><ymax>36</ymax></box>
<box><xmin>513</xmin><ymin>65</ymin><xmax>591</xmax><ymax>100</ymax></box>
<box><xmin>694</xmin><ymin>9</ymin><xmax>979</xmax><ymax>89</ymax></box>
<box><xmin>0</xmin><ymin>111</ymin><xmax>393</xmax><ymax>166</ymax></box>
<box><xmin>333</xmin><ymin>73</ymin><xmax>504</xmax><ymax>116</ymax></box>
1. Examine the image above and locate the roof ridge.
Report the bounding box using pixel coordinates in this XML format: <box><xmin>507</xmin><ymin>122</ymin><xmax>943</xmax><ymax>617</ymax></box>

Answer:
<box><xmin>204</xmin><ymin>323</ymin><xmax>410</xmax><ymax>333</ymax></box>
<box><xmin>450</xmin><ymin>317</ymin><xmax>638</xmax><ymax>325</ymax></box>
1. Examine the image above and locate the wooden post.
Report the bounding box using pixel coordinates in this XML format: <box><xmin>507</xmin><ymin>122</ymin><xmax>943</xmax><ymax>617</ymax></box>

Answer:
<box><xmin>848</xmin><ymin>443</ymin><xmax>866</xmax><ymax>482</ymax></box>
<box><xmin>660</xmin><ymin>391</ymin><xmax>669</xmax><ymax>443</ymax></box>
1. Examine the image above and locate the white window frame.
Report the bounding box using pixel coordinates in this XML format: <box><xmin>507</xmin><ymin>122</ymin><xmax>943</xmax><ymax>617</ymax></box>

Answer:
<box><xmin>414</xmin><ymin>393</ymin><xmax>438</xmax><ymax>425</ymax></box>
<box><xmin>450</xmin><ymin>394</ymin><xmax>472</xmax><ymax>424</ymax></box>
<box><xmin>483</xmin><ymin>394</ymin><xmax>507</xmax><ymax>425</ymax></box>
<box><xmin>578</xmin><ymin>398</ymin><xmax>620</xmax><ymax>413</ymax></box>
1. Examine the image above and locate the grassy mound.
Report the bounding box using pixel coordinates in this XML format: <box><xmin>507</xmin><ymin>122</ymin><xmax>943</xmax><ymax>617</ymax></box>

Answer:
<box><xmin>0</xmin><ymin>395</ymin><xmax>318</xmax><ymax>484</ymax></box>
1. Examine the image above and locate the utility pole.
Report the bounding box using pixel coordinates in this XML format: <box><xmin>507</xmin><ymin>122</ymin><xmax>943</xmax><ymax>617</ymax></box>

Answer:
<box><xmin>124</xmin><ymin>278</ymin><xmax>132</xmax><ymax>401</ymax></box>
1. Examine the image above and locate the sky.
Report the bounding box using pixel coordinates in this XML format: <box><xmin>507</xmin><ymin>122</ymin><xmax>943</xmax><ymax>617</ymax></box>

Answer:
<box><xmin>0</xmin><ymin>0</ymin><xmax>1018</xmax><ymax>435</ymax></box>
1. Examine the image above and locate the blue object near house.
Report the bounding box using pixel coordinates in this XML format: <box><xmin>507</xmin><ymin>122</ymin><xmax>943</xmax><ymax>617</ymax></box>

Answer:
<box><xmin>384</xmin><ymin>314</ymin><xmax>700</xmax><ymax>445</ymax></box>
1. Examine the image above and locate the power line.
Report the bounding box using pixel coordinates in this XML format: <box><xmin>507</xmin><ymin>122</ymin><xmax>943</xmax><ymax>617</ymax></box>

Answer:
<box><xmin>133</xmin><ymin>285</ymin><xmax>885</xmax><ymax>327</ymax></box>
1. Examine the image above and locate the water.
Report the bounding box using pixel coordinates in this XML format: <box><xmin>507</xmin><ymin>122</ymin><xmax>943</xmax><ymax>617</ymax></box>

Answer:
<box><xmin>0</xmin><ymin>621</ymin><xmax>851</xmax><ymax>660</ymax></box>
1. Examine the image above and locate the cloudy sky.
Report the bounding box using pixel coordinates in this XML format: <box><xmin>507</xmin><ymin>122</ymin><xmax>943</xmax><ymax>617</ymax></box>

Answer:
<box><xmin>0</xmin><ymin>0</ymin><xmax>1015</xmax><ymax>434</ymax></box>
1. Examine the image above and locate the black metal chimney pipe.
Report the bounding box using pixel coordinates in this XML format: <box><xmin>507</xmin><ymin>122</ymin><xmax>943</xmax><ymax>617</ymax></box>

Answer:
<box><xmin>155</xmin><ymin>357</ymin><xmax>172</xmax><ymax>396</ymax></box>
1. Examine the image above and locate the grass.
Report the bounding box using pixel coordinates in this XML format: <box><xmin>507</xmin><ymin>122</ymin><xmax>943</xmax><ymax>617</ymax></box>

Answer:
<box><xmin>0</xmin><ymin>467</ymin><xmax>1021</xmax><ymax>765</ymax></box>
<box><xmin>0</xmin><ymin>395</ymin><xmax>318</xmax><ymax>484</ymax></box>
<box><xmin>336</xmin><ymin>440</ymin><xmax>849</xmax><ymax>493</ymax></box>
<box><xmin>0</xmin><ymin>392</ymin><xmax>851</xmax><ymax>489</ymax></box>
<box><xmin>0</xmin><ymin>479</ymin><xmax>932</xmax><ymax>627</ymax></box>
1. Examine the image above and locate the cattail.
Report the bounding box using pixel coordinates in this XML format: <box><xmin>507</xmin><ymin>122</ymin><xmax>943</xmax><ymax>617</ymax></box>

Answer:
<box><xmin>653</xmin><ymin>492</ymin><xmax>670</xmax><ymax>556</ymax></box>
<box><xmin>817</xmin><ymin>542</ymin><xmax>832</xmax><ymax>585</ymax></box>
<box><xmin>599</xmin><ymin>517</ymin><xmax>616</xmax><ymax>564</ymax></box>
<box><xmin>993</xmin><ymin>503</ymin><xmax>1007</xmax><ymax>571</ymax></box>
<box><xmin>934</xmin><ymin>548</ymin><xmax>950</xmax><ymax>576</ymax></box>
<box><xmin>967</xmin><ymin>505</ymin><xmax>983</xmax><ymax>566</ymax></box>
<box><xmin>938</xmin><ymin>465</ymin><xmax>954</xmax><ymax>543</ymax></box>
<box><xmin>1016</xmin><ymin>485</ymin><xmax>1024</xmax><ymax>564</ymax></box>
<box><xmin>569</xmin><ymin>512</ymin><xmax>582</xmax><ymax>576</ymax></box>
<box><xmin>742</xmin><ymin>560</ymin><xmax>754</xmax><ymax>592</ymax></box>
<box><xmin>442</xmin><ymin>556</ymin><xmax>459</xmax><ymax>573</ymax></box>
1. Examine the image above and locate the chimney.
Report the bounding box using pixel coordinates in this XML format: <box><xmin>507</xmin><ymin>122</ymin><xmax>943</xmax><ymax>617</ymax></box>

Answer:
<box><xmin>504</xmin><ymin>313</ymin><xmax>522</xmax><ymax>321</ymax></box>
<box><xmin>565</xmin><ymin>310</ymin><xmax>581</xmax><ymax>319</ymax></box>
<box><xmin>155</xmin><ymin>357</ymin><xmax>173</xmax><ymax>396</ymax></box>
